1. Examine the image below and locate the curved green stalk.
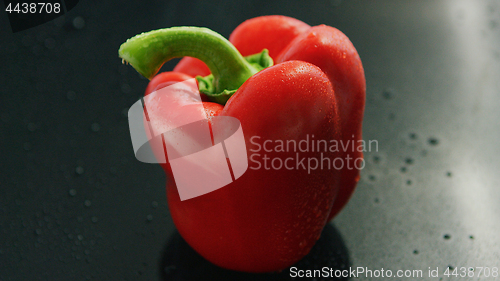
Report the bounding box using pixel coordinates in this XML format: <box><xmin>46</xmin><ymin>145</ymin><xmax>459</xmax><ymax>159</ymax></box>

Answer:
<box><xmin>119</xmin><ymin>26</ymin><xmax>270</xmax><ymax>101</ymax></box>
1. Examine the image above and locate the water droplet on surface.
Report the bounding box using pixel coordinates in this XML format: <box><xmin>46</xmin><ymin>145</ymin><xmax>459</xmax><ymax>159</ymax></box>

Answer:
<box><xmin>299</xmin><ymin>241</ymin><xmax>306</xmax><ymax>248</ymax></box>
<box><xmin>373</xmin><ymin>155</ymin><xmax>380</xmax><ymax>163</ymax></box>
<box><xmin>84</xmin><ymin>200</ymin><xmax>91</xmax><ymax>207</ymax></box>
<box><xmin>469</xmin><ymin>235</ymin><xmax>474</xmax><ymax>240</ymax></box>
<box><xmin>405</xmin><ymin>157</ymin><xmax>414</xmax><ymax>165</ymax></box>
<box><xmin>406</xmin><ymin>179</ymin><xmax>412</xmax><ymax>185</ymax></box>
<box><xmin>91</xmin><ymin>217</ymin><xmax>98</xmax><ymax>223</ymax></box>
<box><xmin>75</xmin><ymin>166</ymin><xmax>84</xmax><ymax>175</ymax></box>
<box><xmin>446</xmin><ymin>171</ymin><xmax>452</xmax><ymax>177</ymax></box>
<box><xmin>400</xmin><ymin>167</ymin><xmax>407</xmax><ymax>173</ymax></box>
<box><xmin>490</xmin><ymin>20</ymin><xmax>498</xmax><ymax>29</ymax></box>
<box><xmin>91</xmin><ymin>123</ymin><xmax>100</xmax><ymax>132</ymax></box>
<box><xmin>151</xmin><ymin>201</ymin><xmax>158</xmax><ymax>208</ymax></box>
<box><xmin>72</xmin><ymin>16</ymin><xmax>85</xmax><ymax>29</ymax></box>
<box><xmin>368</xmin><ymin>174</ymin><xmax>376</xmax><ymax>181</ymax></box>
<box><xmin>121</xmin><ymin>84</ymin><xmax>132</xmax><ymax>94</ymax></box>
<box><xmin>146</xmin><ymin>214</ymin><xmax>153</xmax><ymax>222</ymax></box>
<box><xmin>413</xmin><ymin>250</ymin><xmax>419</xmax><ymax>254</ymax></box>
<box><xmin>69</xmin><ymin>189</ymin><xmax>77</xmax><ymax>196</ymax></box>
<box><xmin>27</xmin><ymin>123</ymin><xmax>36</xmax><ymax>132</ymax></box>
<box><xmin>382</xmin><ymin>88</ymin><xmax>394</xmax><ymax>100</ymax></box>
<box><xmin>443</xmin><ymin>234</ymin><xmax>451</xmax><ymax>240</ymax></box>
<box><xmin>428</xmin><ymin>138</ymin><xmax>439</xmax><ymax>146</ymax></box>
<box><xmin>44</xmin><ymin>38</ymin><xmax>56</xmax><ymax>49</ymax></box>
<box><xmin>67</xmin><ymin>91</ymin><xmax>76</xmax><ymax>101</ymax></box>
<box><xmin>409</xmin><ymin>133</ymin><xmax>417</xmax><ymax>140</ymax></box>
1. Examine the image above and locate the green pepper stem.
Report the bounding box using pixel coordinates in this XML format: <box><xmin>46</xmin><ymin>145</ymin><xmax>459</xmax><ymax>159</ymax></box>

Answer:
<box><xmin>118</xmin><ymin>27</ymin><xmax>260</xmax><ymax>94</ymax></box>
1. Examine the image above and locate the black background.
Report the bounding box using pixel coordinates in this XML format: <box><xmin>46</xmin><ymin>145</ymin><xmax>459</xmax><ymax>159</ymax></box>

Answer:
<box><xmin>1</xmin><ymin>0</ymin><xmax>499</xmax><ymax>280</ymax></box>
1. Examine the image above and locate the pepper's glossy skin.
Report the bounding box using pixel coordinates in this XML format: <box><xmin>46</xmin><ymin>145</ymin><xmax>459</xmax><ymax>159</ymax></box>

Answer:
<box><xmin>277</xmin><ymin>24</ymin><xmax>366</xmax><ymax>219</ymax></box>
<box><xmin>174</xmin><ymin>16</ymin><xmax>366</xmax><ymax>221</ymax></box>
<box><xmin>168</xmin><ymin>61</ymin><xmax>341</xmax><ymax>272</ymax></box>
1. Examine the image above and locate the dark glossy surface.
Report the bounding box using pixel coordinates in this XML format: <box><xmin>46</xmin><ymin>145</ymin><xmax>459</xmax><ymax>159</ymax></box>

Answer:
<box><xmin>1</xmin><ymin>0</ymin><xmax>499</xmax><ymax>280</ymax></box>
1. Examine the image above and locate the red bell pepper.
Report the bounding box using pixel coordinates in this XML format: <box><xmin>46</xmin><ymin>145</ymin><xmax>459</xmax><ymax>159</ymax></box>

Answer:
<box><xmin>119</xmin><ymin>15</ymin><xmax>365</xmax><ymax>272</ymax></box>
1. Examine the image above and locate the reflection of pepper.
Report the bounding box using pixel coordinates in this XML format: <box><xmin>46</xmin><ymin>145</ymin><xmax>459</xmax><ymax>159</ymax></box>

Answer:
<box><xmin>119</xmin><ymin>15</ymin><xmax>365</xmax><ymax>272</ymax></box>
